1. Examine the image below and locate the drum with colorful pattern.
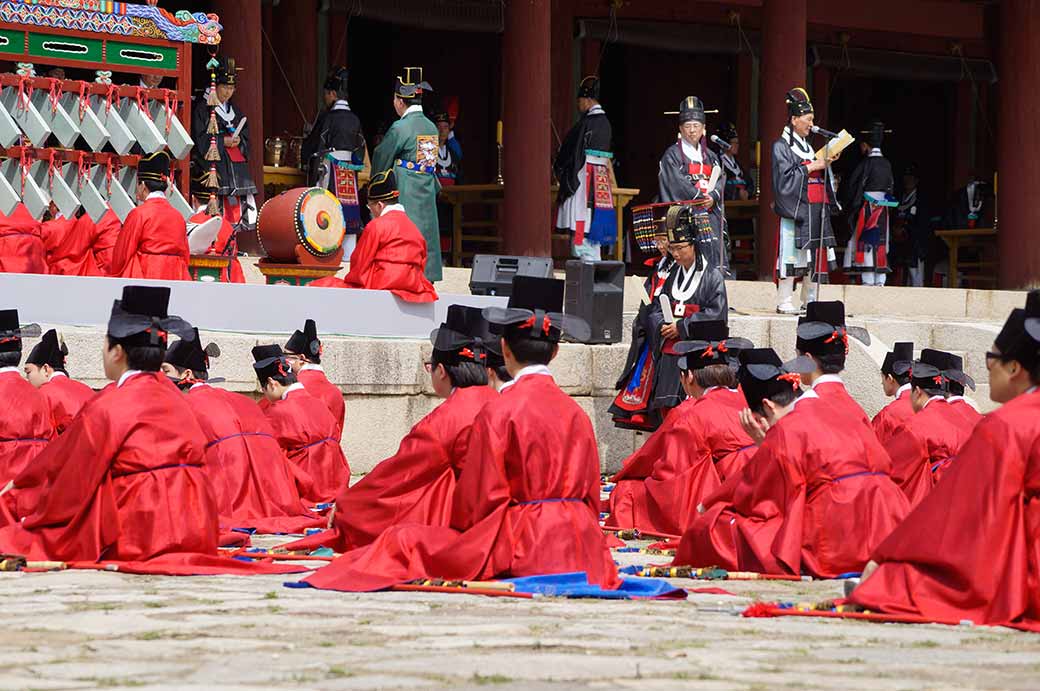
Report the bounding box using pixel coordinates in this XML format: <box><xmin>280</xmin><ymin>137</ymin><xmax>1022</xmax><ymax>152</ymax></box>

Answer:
<box><xmin>256</xmin><ymin>187</ymin><xmax>346</xmax><ymax>261</ymax></box>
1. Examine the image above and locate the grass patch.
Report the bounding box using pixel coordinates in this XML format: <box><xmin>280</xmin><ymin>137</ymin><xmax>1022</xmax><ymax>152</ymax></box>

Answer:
<box><xmin>327</xmin><ymin>666</ymin><xmax>351</xmax><ymax>678</ymax></box>
<box><xmin>77</xmin><ymin>678</ymin><xmax>145</xmax><ymax>688</ymax></box>
<box><xmin>909</xmin><ymin>640</ymin><xmax>940</xmax><ymax>648</ymax></box>
<box><xmin>318</xmin><ymin>641</ymin><xmax>336</xmax><ymax>648</ymax></box>
<box><xmin>143</xmin><ymin>601</ymin><xmax>166</xmax><ymax>609</ymax></box>
<box><xmin>68</xmin><ymin>601</ymin><xmax>119</xmax><ymax>613</ymax></box>
<box><xmin>471</xmin><ymin>672</ymin><xmax>512</xmax><ymax>685</ymax></box>
<box><xmin>135</xmin><ymin>631</ymin><xmax>163</xmax><ymax>641</ymax></box>
<box><xmin>264</xmin><ymin>591</ymin><xmax>279</xmax><ymax>600</ymax></box>
<box><xmin>267</xmin><ymin>605</ymin><xmax>284</xmax><ymax>614</ymax></box>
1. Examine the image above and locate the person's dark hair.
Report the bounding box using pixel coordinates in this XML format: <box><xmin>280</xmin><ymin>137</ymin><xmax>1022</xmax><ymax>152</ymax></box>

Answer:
<box><xmin>261</xmin><ymin>370</ymin><xmax>297</xmax><ymax>388</ymax></box>
<box><xmin>0</xmin><ymin>351</ymin><xmax>20</xmax><ymax>368</ymax></box>
<box><xmin>694</xmin><ymin>364</ymin><xmax>737</xmax><ymax>390</ymax></box>
<box><xmin>143</xmin><ymin>178</ymin><xmax>167</xmax><ymax>193</ymax></box>
<box><xmin>815</xmin><ymin>352</ymin><xmax>846</xmax><ymax>374</ymax></box>
<box><xmin>887</xmin><ymin>371</ymin><xmax>911</xmax><ymax>387</ymax></box>
<box><xmin>1030</xmin><ymin>358</ymin><xmax>1040</xmax><ymax>386</ymax></box>
<box><xmin>169</xmin><ymin>364</ymin><xmax>209</xmax><ymax>381</ymax></box>
<box><xmin>913</xmin><ymin>384</ymin><xmax>947</xmax><ymax>399</ymax></box>
<box><xmin>503</xmin><ymin>331</ymin><xmax>555</xmax><ymax>366</ymax></box>
<box><xmin>947</xmin><ymin>381</ymin><xmax>965</xmax><ymax>396</ymax></box>
<box><xmin>751</xmin><ymin>387</ymin><xmax>800</xmax><ymax>416</ymax></box>
<box><xmin>492</xmin><ymin>365</ymin><xmax>512</xmax><ymax>383</ymax></box>
<box><xmin>431</xmin><ymin>351</ymin><xmax>488</xmax><ymax>388</ymax></box>
<box><xmin>107</xmin><ymin>336</ymin><xmax>166</xmax><ymax>372</ymax></box>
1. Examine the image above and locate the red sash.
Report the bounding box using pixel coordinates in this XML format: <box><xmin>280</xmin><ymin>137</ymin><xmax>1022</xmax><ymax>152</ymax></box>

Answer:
<box><xmin>806</xmin><ymin>169</ymin><xmax>826</xmax><ymax>204</ymax></box>
<box><xmin>226</xmin><ymin>145</ymin><xmax>246</xmax><ymax>163</ymax></box>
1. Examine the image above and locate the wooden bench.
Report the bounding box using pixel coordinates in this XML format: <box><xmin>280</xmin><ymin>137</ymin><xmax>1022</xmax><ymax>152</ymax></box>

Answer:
<box><xmin>935</xmin><ymin>228</ymin><xmax>998</xmax><ymax>287</ymax></box>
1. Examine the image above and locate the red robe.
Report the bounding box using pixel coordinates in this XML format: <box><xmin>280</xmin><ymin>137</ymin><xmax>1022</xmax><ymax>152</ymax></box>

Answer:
<box><xmin>108</xmin><ymin>197</ymin><xmax>190</xmax><ymax>280</ymax></box>
<box><xmin>0</xmin><ymin>370</ymin><xmax>53</xmax><ymax>480</ymax></box>
<box><xmin>885</xmin><ymin>398</ymin><xmax>975</xmax><ymax>507</ymax></box>
<box><xmin>41</xmin><ymin>214</ymin><xmax>106</xmax><ymax>277</ymax></box>
<box><xmin>0</xmin><ymin>373</ymin><xmax>219</xmax><ymax>561</ymax></box>
<box><xmin>184</xmin><ymin>384</ymin><xmax>321</xmax><ymax>534</ymax></box>
<box><xmin>674</xmin><ymin>391</ymin><xmax>910</xmax><ymax>578</ymax></box>
<box><xmin>309</xmin><ymin>209</ymin><xmax>438</xmax><ymax>303</ymax></box>
<box><xmin>851</xmin><ymin>389</ymin><xmax>1040</xmax><ymax>629</ymax></box>
<box><xmin>91</xmin><ymin>209</ymin><xmax>121</xmax><ymax>274</ymax></box>
<box><xmin>0</xmin><ymin>203</ymin><xmax>48</xmax><ymax>274</ymax></box>
<box><xmin>298</xmin><ymin>366</ymin><xmax>346</xmax><ymax>442</ymax></box>
<box><xmin>301</xmin><ymin>372</ymin><xmax>619</xmax><ymax>592</ymax></box>
<box><xmin>948</xmin><ymin>396</ymin><xmax>984</xmax><ymax>429</ymax></box>
<box><xmin>812</xmin><ymin>376</ymin><xmax>871</xmax><ymax>428</ymax></box>
<box><xmin>264</xmin><ymin>385</ymin><xmax>349</xmax><ymax>505</ymax></box>
<box><xmin>38</xmin><ymin>374</ymin><xmax>95</xmax><ymax>435</ymax></box>
<box><xmin>606</xmin><ymin>387</ymin><xmax>754</xmax><ymax>535</ymax></box>
<box><xmin>872</xmin><ymin>386</ymin><xmax>915</xmax><ymax>446</ymax></box>
<box><xmin>189</xmin><ymin>211</ymin><xmax>246</xmax><ymax>283</ymax></box>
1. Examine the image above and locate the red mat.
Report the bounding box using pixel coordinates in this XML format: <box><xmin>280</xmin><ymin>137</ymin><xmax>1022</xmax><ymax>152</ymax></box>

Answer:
<box><xmin>742</xmin><ymin>602</ymin><xmax>1040</xmax><ymax>633</ymax></box>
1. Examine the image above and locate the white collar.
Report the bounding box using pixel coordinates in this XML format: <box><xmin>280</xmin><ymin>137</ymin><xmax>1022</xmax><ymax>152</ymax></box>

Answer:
<box><xmin>0</xmin><ymin>366</ymin><xmax>19</xmax><ymax>374</ymax></box>
<box><xmin>189</xmin><ymin>382</ymin><xmax>209</xmax><ymax>391</ymax></box>
<box><xmin>947</xmin><ymin>395</ymin><xmax>979</xmax><ymax>411</ymax></box>
<box><xmin>1027</xmin><ymin>386</ymin><xmax>1038</xmax><ymax>395</ymax></box>
<box><xmin>586</xmin><ymin>105</ymin><xmax>605</xmax><ymax>116</ymax></box>
<box><xmin>281</xmin><ymin>382</ymin><xmax>305</xmax><ymax>400</ymax></box>
<box><xmin>146</xmin><ymin>191</ymin><xmax>167</xmax><ymax>201</ymax></box>
<box><xmin>117</xmin><ymin>370</ymin><xmax>144</xmax><ymax>388</ymax></box>
<box><xmin>299</xmin><ymin>363</ymin><xmax>324</xmax><ymax>373</ymax></box>
<box><xmin>331</xmin><ymin>99</ymin><xmax>351</xmax><ymax>111</ymax></box>
<box><xmin>50</xmin><ymin>371</ymin><xmax>67</xmax><ymax>379</ymax></box>
<box><xmin>499</xmin><ymin>364</ymin><xmax>553</xmax><ymax>391</ymax></box>
<box><xmin>701</xmin><ymin>386</ymin><xmax>722</xmax><ymax>396</ymax></box>
<box><xmin>380</xmin><ymin>203</ymin><xmax>406</xmax><ymax>216</ymax></box>
<box><xmin>403</xmin><ymin>104</ymin><xmax>423</xmax><ymax>117</ymax></box>
<box><xmin>794</xmin><ymin>389</ymin><xmax>820</xmax><ymax>408</ymax></box>
<box><xmin>680</xmin><ymin>139</ymin><xmax>703</xmax><ymax>163</ymax></box>
<box><xmin>783</xmin><ymin>127</ymin><xmax>814</xmax><ymax>160</ymax></box>
<box><xmin>868</xmin><ymin>148</ymin><xmax>883</xmax><ymax>157</ymax></box>
<box><xmin>811</xmin><ymin>374</ymin><xmax>844</xmax><ymax>389</ymax></box>
<box><xmin>896</xmin><ymin>382</ymin><xmax>912</xmax><ymax>398</ymax></box>
<box><xmin>922</xmin><ymin>395</ymin><xmax>947</xmax><ymax>410</ymax></box>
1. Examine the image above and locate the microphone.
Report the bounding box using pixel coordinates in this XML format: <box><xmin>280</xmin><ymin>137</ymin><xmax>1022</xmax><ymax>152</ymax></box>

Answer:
<box><xmin>810</xmin><ymin>125</ymin><xmax>840</xmax><ymax>139</ymax></box>
<box><xmin>709</xmin><ymin>134</ymin><xmax>732</xmax><ymax>151</ymax></box>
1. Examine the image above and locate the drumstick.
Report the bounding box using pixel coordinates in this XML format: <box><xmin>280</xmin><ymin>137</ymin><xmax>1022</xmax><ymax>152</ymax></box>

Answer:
<box><xmin>463</xmin><ymin>581</ymin><xmax>516</xmax><ymax>592</ymax></box>
<box><xmin>659</xmin><ymin>295</ymin><xmax>675</xmax><ymax>324</ymax></box>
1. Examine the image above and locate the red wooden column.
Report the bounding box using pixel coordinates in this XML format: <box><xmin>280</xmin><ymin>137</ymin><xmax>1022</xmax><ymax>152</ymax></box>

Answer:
<box><xmin>550</xmin><ymin>0</ymin><xmax>575</xmax><ymax>146</ymax></box>
<box><xmin>756</xmin><ymin>0</ymin><xmax>807</xmax><ymax>280</ymax></box>
<box><xmin>997</xmin><ymin>0</ymin><xmax>1040</xmax><ymax>289</ymax></box>
<box><xmin>211</xmin><ymin>0</ymin><xmax>264</xmax><ymax>204</ymax></box>
<box><xmin>502</xmin><ymin>0</ymin><xmax>552</xmax><ymax>257</ymax></box>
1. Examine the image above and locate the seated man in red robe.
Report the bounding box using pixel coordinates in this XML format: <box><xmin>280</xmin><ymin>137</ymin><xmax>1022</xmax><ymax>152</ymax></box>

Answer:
<box><xmin>163</xmin><ymin>330</ymin><xmax>321</xmax><ymax>534</ymax></box>
<box><xmin>108</xmin><ymin>150</ymin><xmax>191</xmax><ymax>280</ymax></box>
<box><xmin>0</xmin><ymin>203</ymin><xmax>47</xmax><ymax>274</ymax></box>
<box><xmin>300</xmin><ymin>285</ymin><xmax>618</xmax><ymax>592</ymax></box>
<box><xmin>605</xmin><ymin>320</ymin><xmax>754</xmax><ymax>536</ymax></box>
<box><xmin>23</xmin><ymin>329</ymin><xmax>94</xmax><ymax>435</ymax></box>
<box><xmin>91</xmin><ymin>208</ymin><xmax>121</xmax><ymax>275</ymax></box>
<box><xmin>851</xmin><ymin>291</ymin><xmax>1040</xmax><ymax>628</ymax></box>
<box><xmin>871</xmin><ymin>342</ymin><xmax>915</xmax><ymax>445</ymax></box>
<box><xmin>41</xmin><ymin>210</ymin><xmax>108</xmax><ymax>277</ymax></box>
<box><xmin>795</xmin><ymin>301</ymin><xmax>870</xmax><ymax>427</ymax></box>
<box><xmin>673</xmin><ymin>348</ymin><xmax>909</xmax><ymax>578</ymax></box>
<box><xmin>296</xmin><ymin>305</ymin><xmax>500</xmax><ymax>553</ymax></box>
<box><xmin>944</xmin><ymin>353</ymin><xmax>984</xmax><ymax>428</ymax></box>
<box><xmin>885</xmin><ymin>348</ymin><xmax>976</xmax><ymax>506</ymax></box>
<box><xmin>309</xmin><ymin>169</ymin><xmax>437</xmax><ymax>303</ymax></box>
<box><xmin>282</xmin><ymin>319</ymin><xmax>345</xmax><ymax>442</ymax></box>
<box><xmin>0</xmin><ymin>286</ymin><xmax>220</xmax><ymax>561</ymax></box>
<box><xmin>0</xmin><ymin>311</ymin><xmax>52</xmax><ymax>480</ymax></box>
<box><xmin>252</xmin><ymin>344</ymin><xmax>349</xmax><ymax>505</ymax></box>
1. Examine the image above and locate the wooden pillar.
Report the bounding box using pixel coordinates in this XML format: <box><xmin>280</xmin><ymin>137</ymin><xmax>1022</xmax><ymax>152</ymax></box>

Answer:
<box><xmin>756</xmin><ymin>0</ymin><xmax>807</xmax><ymax>280</ymax></box>
<box><xmin>211</xmin><ymin>0</ymin><xmax>264</xmax><ymax>204</ymax></box>
<box><xmin>264</xmin><ymin>0</ymin><xmax>319</xmax><ymax>140</ymax></box>
<box><xmin>550</xmin><ymin>0</ymin><xmax>575</xmax><ymax>147</ymax></box>
<box><xmin>997</xmin><ymin>0</ymin><xmax>1040</xmax><ymax>288</ymax></box>
<box><xmin>502</xmin><ymin>0</ymin><xmax>552</xmax><ymax>257</ymax></box>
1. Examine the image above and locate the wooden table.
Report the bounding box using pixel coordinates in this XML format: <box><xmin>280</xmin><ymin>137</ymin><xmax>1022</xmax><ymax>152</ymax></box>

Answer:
<box><xmin>438</xmin><ymin>183</ymin><xmax>640</xmax><ymax>266</ymax></box>
<box><xmin>724</xmin><ymin>199</ymin><xmax>759</xmax><ymax>220</ymax></box>
<box><xmin>935</xmin><ymin>227</ymin><xmax>997</xmax><ymax>286</ymax></box>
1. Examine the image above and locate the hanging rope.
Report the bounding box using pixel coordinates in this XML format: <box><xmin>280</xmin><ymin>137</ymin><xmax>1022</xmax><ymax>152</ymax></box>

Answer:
<box><xmin>260</xmin><ymin>24</ymin><xmax>309</xmax><ymax>128</ymax></box>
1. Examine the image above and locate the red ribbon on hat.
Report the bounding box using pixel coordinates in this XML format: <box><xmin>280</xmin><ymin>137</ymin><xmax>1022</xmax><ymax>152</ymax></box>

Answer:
<box><xmin>0</xmin><ymin>336</ymin><xmax>19</xmax><ymax>345</ymax></box>
<box><xmin>933</xmin><ymin>374</ymin><xmax>947</xmax><ymax>386</ymax></box>
<box><xmin>276</xmin><ymin>359</ymin><xmax>288</xmax><ymax>378</ymax></box>
<box><xmin>459</xmin><ymin>347</ymin><xmax>485</xmax><ymax>361</ymax></box>
<box><xmin>777</xmin><ymin>372</ymin><xmax>802</xmax><ymax>389</ymax></box>
<box><xmin>145</xmin><ymin>327</ymin><xmax>167</xmax><ymax>345</ymax></box>
<box><xmin>824</xmin><ymin>329</ymin><xmax>849</xmax><ymax>355</ymax></box>
<box><xmin>520</xmin><ymin>315</ymin><xmax>552</xmax><ymax>336</ymax></box>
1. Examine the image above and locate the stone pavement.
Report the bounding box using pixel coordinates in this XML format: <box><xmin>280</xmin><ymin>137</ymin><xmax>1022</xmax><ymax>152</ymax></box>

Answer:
<box><xmin>2</xmin><ymin>536</ymin><xmax>1038</xmax><ymax>690</ymax></box>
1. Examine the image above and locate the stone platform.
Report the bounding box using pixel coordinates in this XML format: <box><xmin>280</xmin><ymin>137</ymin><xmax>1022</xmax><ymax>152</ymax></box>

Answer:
<box><xmin>19</xmin><ymin>272</ymin><xmax>1029</xmax><ymax>475</ymax></box>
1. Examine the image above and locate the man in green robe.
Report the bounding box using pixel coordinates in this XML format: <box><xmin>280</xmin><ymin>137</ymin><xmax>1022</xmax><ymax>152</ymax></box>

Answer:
<box><xmin>371</xmin><ymin>67</ymin><xmax>443</xmax><ymax>282</ymax></box>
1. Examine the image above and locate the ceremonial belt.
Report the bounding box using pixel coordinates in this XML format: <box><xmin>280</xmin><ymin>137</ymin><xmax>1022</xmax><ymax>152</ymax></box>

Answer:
<box><xmin>512</xmin><ymin>497</ymin><xmax>584</xmax><ymax>506</ymax></box>
<box><xmin>324</xmin><ymin>152</ymin><xmax>364</xmax><ymax>171</ymax></box>
<box><xmin>140</xmin><ymin>251</ymin><xmax>186</xmax><ymax>258</ymax></box>
<box><xmin>299</xmin><ymin>436</ymin><xmax>336</xmax><ymax>450</ymax></box>
<box><xmin>0</xmin><ymin>437</ymin><xmax>49</xmax><ymax>443</ymax></box>
<box><xmin>395</xmin><ymin>159</ymin><xmax>435</xmax><ymax>175</ymax></box>
<box><xmin>113</xmin><ymin>462</ymin><xmax>201</xmax><ymax>478</ymax></box>
<box><xmin>584</xmin><ymin>149</ymin><xmax>613</xmax><ymax>159</ymax></box>
<box><xmin>205</xmin><ymin>431</ymin><xmax>275</xmax><ymax>449</ymax></box>
<box><xmin>807</xmin><ymin>470</ymin><xmax>889</xmax><ymax>499</ymax></box>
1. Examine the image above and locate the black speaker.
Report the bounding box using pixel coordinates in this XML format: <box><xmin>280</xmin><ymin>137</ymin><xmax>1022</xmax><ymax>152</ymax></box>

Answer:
<box><xmin>469</xmin><ymin>255</ymin><xmax>554</xmax><ymax>296</ymax></box>
<box><xmin>564</xmin><ymin>260</ymin><xmax>625</xmax><ymax>344</ymax></box>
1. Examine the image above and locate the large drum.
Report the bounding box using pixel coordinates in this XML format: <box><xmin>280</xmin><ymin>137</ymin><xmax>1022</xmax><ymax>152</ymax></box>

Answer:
<box><xmin>256</xmin><ymin>187</ymin><xmax>346</xmax><ymax>262</ymax></box>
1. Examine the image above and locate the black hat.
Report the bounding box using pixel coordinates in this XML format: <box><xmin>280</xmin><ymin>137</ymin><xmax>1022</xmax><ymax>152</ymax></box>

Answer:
<box><xmin>138</xmin><ymin>150</ymin><xmax>171</xmax><ymax>183</ymax></box>
<box><xmin>678</xmin><ymin>96</ymin><xmax>706</xmax><ymax>125</ymax></box>
<box><xmin>0</xmin><ymin>309</ymin><xmax>40</xmax><ymax>354</ymax></box>
<box><xmin>910</xmin><ymin>348</ymin><xmax>956</xmax><ymax>393</ymax></box>
<box><xmin>664</xmin><ymin>204</ymin><xmax>713</xmax><ymax>250</ymax></box>
<box><xmin>444</xmin><ymin>304</ymin><xmax>504</xmax><ymax>368</ymax></box>
<box><xmin>737</xmin><ymin>348</ymin><xmax>813</xmax><ymax>410</ymax></box>
<box><xmin>716</xmin><ymin>122</ymin><xmax>738</xmax><ymax>143</ymax></box>
<box><xmin>284</xmin><ymin>319</ymin><xmax>321</xmax><ymax>361</ymax></box>
<box><xmin>578</xmin><ymin>76</ymin><xmax>600</xmax><ymax>99</ymax></box>
<box><xmin>507</xmin><ymin>276</ymin><xmax>565</xmax><ymax>313</ymax></box>
<box><xmin>214</xmin><ymin>56</ymin><xmax>237</xmax><ymax>86</ymax></box>
<box><xmin>482</xmin><ymin>306</ymin><xmax>590</xmax><ymax>344</ymax></box>
<box><xmin>860</xmin><ymin>121</ymin><xmax>890</xmax><ymax>148</ymax></box>
<box><xmin>430</xmin><ymin>304</ymin><xmax>490</xmax><ymax>366</ymax></box>
<box><xmin>785</xmin><ymin>87</ymin><xmax>813</xmax><ymax>117</ymax></box>
<box><xmin>324</xmin><ymin>66</ymin><xmax>348</xmax><ymax>94</ymax></box>
<box><xmin>796</xmin><ymin>301</ymin><xmax>848</xmax><ymax>358</ymax></box>
<box><xmin>25</xmin><ymin>329</ymin><xmax>68</xmax><ymax>371</ymax></box>
<box><xmin>674</xmin><ymin>321</ymin><xmax>753</xmax><ymax>370</ymax></box>
<box><xmin>165</xmin><ymin>328</ymin><xmax>220</xmax><ymax>374</ymax></box>
<box><xmin>394</xmin><ymin>67</ymin><xmax>432</xmax><ymax>100</ymax></box>
<box><xmin>368</xmin><ymin>169</ymin><xmax>399</xmax><ymax>203</ymax></box>
<box><xmin>881</xmin><ymin>342</ymin><xmax>914</xmax><ymax>378</ymax></box>
<box><xmin>252</xmin><ymin>344</ymin><xmax>291</xmax><ymax>385</ymax></box>
<box><xmin>995</xmin><ymin>290</ymin><xmax>1040</xmax><ymax>370</ymax></box>
<box><xmin>941</xmin><ymin>351</ymin><xmax>975</xmax><ymax>393</ymax></box>
<box><xmin>107</xmin><ymin>286</ymin><xmax>192</xmax><ymax>348</ymax></box>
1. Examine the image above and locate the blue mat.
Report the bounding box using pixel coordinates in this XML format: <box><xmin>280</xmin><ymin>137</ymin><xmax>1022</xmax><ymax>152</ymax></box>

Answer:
<box><xmin>504</xmin><ymin>571</ymin><xmax>686</xmax><ymax>600</ymax></box>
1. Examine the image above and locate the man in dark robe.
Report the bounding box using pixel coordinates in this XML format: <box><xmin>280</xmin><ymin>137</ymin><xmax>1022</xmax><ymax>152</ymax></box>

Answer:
<box><xmin>871</xmin><ymin>341</ymin><xmax>915</xmax><ymax>445</ymax></box>
<box><xmin>23</xmin><ymin>329</ymin><xmax>94</xmax><ymax>435</ymax></box>
<box><xmin>299</xmin><ymin>286</ymin><xmax>618</xmax><ymax>592</ymax></box>
<box><xmin>302</xmin><ymin>66</ymin><xmax>369</xmax><ymax>256</ymax></box>
<box><xmin>163</xmin><ymin>330</ymin><xmax>321</xmax><ymax>534</ymax></box>
<box><xmin>0</xmin><ymin>311</ymin><xmax>51</xmax><ymax>480</ymax></box>
<box><xmin>281</xmin><ymin>318</ymin><xmax>345</xmax><ymax>442</ymax></box>
<box><xmin>895</xmin><ymin>164</ymin><xmax>934</xmax><ymax>287</ymax></box>
<box><xmin>673</xmin><ymin>348</ymin><xmax>909</xmax><ymax>578</ymax></box>
<box><xmin>842</xmin><ymin>122</ymin><xmax>895</xmax><ymax>286</ymax></box>
<box><xmin>851</xmin><ymin>291</ymin><xmax>1040</xmax><ymax>628</ymax></box>
<box><xmin>773</xmin><ymin>88</ymin><xmax>841</xmax><ymax>313</ymax></box>
<box><xmin>553</xmin><ymin>76</ymin><xmax>614</xmax><ymax>261</ymax></box>
<box><xmin>252</xmin><ymin>344</ymin><xmax>349</xmax><ymax>506</ymax></box>
<box><xmin>715</xmin><ymin>122</ymin><xmax>755</xmax><ymax>201</ymax></box>
<box><xmin>658</xmin><ymin>96</ymin><xmax>726</xmax><ymax>272</ymax></box>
